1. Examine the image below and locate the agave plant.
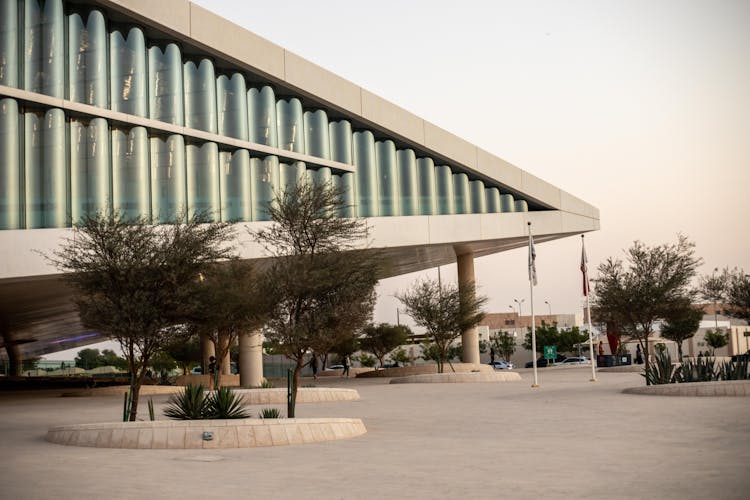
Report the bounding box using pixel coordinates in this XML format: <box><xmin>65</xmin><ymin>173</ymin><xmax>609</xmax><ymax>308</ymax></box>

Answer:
<box><xmin>206</xmin><ymin>386</ymin><xmax>250</xmax><ymax>419</ymax></box>
<box><xmin>642</xmin><ymin>348</ymin><xmax>677</xmax><ymax>385</ymax></box>
<box><xmin>259</xmin><ymin>407</ymin><xmax>281</xmax><ymax>419</ymax></box>
<box><xmin>718</xmin><ymin>358</ymin><xmax>749</xmax><ymax>381</ymax></box>
<box><xmin>675</xmin><ymin>357</ymin><xmax>716</xmax><ymax>383</ymax></box>
<box><xmin>260</xmin><ymin>379</ymin><xmax>274</xmax><ymax>388</ymax></box>
<box><xmin>163</xmin><ymin>384</ymin><xmax>211</xmax><ymax>420</ymax></box>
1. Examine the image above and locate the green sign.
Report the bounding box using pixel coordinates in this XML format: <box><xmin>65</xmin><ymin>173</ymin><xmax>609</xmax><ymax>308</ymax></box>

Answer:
<box><xmin>544</xmin><ymin>345</ymin><xmax>557</xmax><ymax>360</ymax></box>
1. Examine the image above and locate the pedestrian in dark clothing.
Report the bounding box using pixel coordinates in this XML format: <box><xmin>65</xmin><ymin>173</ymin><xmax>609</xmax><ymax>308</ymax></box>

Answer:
<box><xmin>342</xmin><ymin>355</ymin><xmax>350</xmax><ymax>378</ymax></box>
<box><xmin>635</xmin><ymin>344</ymin><xmax>643</xmax><ymax>364</ymax></box>
<box><xmin>311</xmin><ymin>355</ymin><xmax>319</xmax><ymax>380</ymax></box>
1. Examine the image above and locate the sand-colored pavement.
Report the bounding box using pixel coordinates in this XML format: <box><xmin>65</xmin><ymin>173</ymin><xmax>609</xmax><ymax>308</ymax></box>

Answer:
<box><xmin>0</xmin><ymin>367</ymin><xmax>748</xmax><ymax>499</ymax></box>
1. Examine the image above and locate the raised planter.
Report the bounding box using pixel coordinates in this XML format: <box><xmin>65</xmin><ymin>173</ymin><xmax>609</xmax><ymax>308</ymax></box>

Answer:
<box><xmin>623</xmin><ymin>380</ymin><xmax>750</xmax><ymax>397</ymax></box>
<box><xmin>46</xmin><ymin>418</ymin><xmax>366</xmax><ymax>449</ymax></box>
<box><xmin>233</xmin><ymin>387</ymin><xmax>359</xmax><ymax>404</ymax></box>
<box><xmin>358</xmin><ymin>363</ymin><xmax>494</xmax><ymax>378</ymax></box>
<box><xmin>389</xmin><ymin>371</ymin><xmax>521</xmax><ymax>384</ymax></box>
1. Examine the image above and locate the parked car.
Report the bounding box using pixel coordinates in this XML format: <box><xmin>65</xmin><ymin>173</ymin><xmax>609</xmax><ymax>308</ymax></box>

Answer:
<box><xmin>560</xmin><ymin>357</ymin><xmax>591</xmax><ymax>365</ymax></box>
<box><xmin>731</xmin><ymin>350</ymin><xmax>750</xmax><ymax>362</ymax></box>
<box><xmin>489</xmin><ymin>360</ymin><xmax>514</xmax><ymax>370</ymax></box>
<box><xmin>525</xmin><ymin>357</ymin><xmax>549</xmax><ymax>368</ymax></box>
<box><xmin>325</xmin><ymin>364</ymin><xmax>345</xmax><ymax>371</ymax></box>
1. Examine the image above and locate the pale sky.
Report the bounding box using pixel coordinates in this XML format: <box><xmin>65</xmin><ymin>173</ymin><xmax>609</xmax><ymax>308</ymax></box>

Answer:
<box><xmin>45</xmin><ymin>0</ymin><xmax>750</xmax><ymax>359</ymax></box>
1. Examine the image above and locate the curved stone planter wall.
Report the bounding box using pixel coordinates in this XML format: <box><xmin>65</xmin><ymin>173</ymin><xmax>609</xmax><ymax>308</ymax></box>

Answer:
<box><xmin>623</xmin><ymin>380</ymin><xmax>750</xmax><ymax>397</ymax></box>
<box><xmin>46</xmin><ymin>418</ymin><xmax>366</xmax><ymax>449</ymax></box>
<box><xmin>233</xmin><ymin>387</ymin><xmax>359</xmax><ymax>404</ymax></box>
<box><xmin>390</xmin><ymin>371</ymin><xmax>521</xmax><ymax>384</ymax></box>
<box><xmin>359</xmin><ymin>363</ymin><xmax>494</xmax><ymax>378</ymax></box>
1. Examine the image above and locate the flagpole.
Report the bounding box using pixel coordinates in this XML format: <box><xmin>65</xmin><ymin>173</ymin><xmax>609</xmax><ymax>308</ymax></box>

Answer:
<box><xmin>582</xmin><ymin>235</ymin><xmax>597</xmax><ymax>382</ymax></box>
<box><xmin>529</xmin><ymin>222</ymin><xmax>539</xmax><ymax>388</ymax></box>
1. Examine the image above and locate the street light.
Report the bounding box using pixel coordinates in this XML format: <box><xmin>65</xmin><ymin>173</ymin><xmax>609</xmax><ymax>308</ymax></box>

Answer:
<box><xmin>513</xmin><ymin>298</ymin><xmax>525</xmax><ymax>317</ymax></box>
<box><xmin>396</xmin><ymin>308</ymin><xmax>401</xmax><ymax>327</ymax></box>
<box><xmin>544</xmin><ymin>300</ymin><xmax>552</xmax><ymax>316</ymax></box>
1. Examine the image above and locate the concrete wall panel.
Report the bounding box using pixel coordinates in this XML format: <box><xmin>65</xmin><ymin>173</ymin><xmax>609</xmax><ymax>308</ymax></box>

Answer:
<box><xmin>423</xmin><ymin>122</ymin><xmax>477</xmax><ymax>170</ymax></box>
<box><xmin>102</xmin><ymin>0</ymin><xmax>190</xmax><ymax>37</ymax></box>
<box><xmin>521</xmin><ymin>171</ymin><xmax>561</xmax><ymax>209</ymax></box>
<box><xmin>285</xmin><ymin>52</ymin><xmax>361</xmax><ymax>115</ymax></box>
<box><xmin>476</xmin><ymin>148</ymin><xmax>523</xmax><ymax>191</ymax></box>
<box><xmin>361</xmin><ymin>90</ymin><xmax>424</xmax><ymax>144</ymax></box>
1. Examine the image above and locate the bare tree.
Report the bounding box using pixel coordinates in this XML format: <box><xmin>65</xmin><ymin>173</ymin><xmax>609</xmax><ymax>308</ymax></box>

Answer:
<box><xmin>592</xmin><ymin>235</ymin><xmax>701</xmax><ymax>383</ymax></box>
<box><xmin>697</xmin><ymin>267</ymin><xmax>730</xmax><ymax>330</ymax></box>
<box><xmin>52</xmin><ymin>213</ymin><xmax>234</xmax><ymax>420</ymax></box>
<box><xmin>252</xmin><ymin>182</ymin><xmax>379</xmax><ymax>416</ymax></box>
<box><xmin>397</xmin><ymin>279</ymin><xmax>487</xmax><ymax>373</ymax></box>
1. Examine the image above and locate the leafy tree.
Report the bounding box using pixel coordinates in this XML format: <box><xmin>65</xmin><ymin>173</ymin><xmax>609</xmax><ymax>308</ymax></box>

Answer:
<box><xmin>75</xmin><ymin>348</ymin><xmax>103</xmax><ymax>369</ymax></box>
<box><xmin>659</xmin><ymin>299</ymin><xmax>702</xmax><ymax>359</ymax></box>
<box><xmin>52</xmin><ymin>213</ymin><xmax>234</xmax><ymax>421</ymax></box>
<box><xmin>522</xmin><ymin>322</ymin><xmax>587</xmax><ymax>356</ymax></box>
<box><xmin>592</xmin><ymin>235</ymin><xmax>701</xmax><ymax>382</ymax></box>
<box><xmin>697</xmin><ymin>267</ymin><xmax>730</xmax><ymax>328</ymax></box>
<box><xmin>389</xmin><ymin>347</ymin><xmax>411</xmax><ymax>366</ymax></box>
<box><xmin>101</xmin><ymin>349</ymin><xmax>128</xmax><ymax>370</ymax></box>
<box><xmin>185</xmin><ymin>260</ymin><xmax>271</xmax><ymax>388</ymax></box>
<box><xmin>704</xmin><ymin>329</ymin><xmax>728</xmax><ymax>355</ymax></box>
<box><xmin>356</xmin><ymin>353</ymin><xmax>377</xmax><ymax>368</ymax></box>
<box><xmin>359</xmin><ymin>323</ymin><xmax>411</xmax><ymax>367</ymax></box>
<box><xmin>150</xmin><ymin>351</ymin><xmax>177</xmax><ymax>381</ymax></box>
<box><xmin>160</xmin><ymin>335</ymin><xmax>202</xmax><ymax>375</ymax></box>
<box><xmin>727</xmin><ymin>268</ymin><xmax>750</xmax><ymax>320</ymax></box>
<box><xmin>253</xmin><ymin>182</ymin><xmax>379</xmax><ymax>416</ymax></box>
<box><xmin>397</xmin><ymin>279</ymin><xmax>487</xmax><ymax>373</ymax></box>
<box><xmin>491</xmin><ymin>331</ymin><xmax>517</xmax><ymax>362</ymax></box>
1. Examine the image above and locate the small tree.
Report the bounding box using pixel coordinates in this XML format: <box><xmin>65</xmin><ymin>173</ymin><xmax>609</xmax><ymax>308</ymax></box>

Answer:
<box><xmin>359</xmin><ymin>323</ymin><xmax>411</xmax><ymax>367</ymax></box>
<box><xmin>253</xmin><ymin>182</ymin><xmax>379</xmax><ymax>416</ymax></box>
<box><xmin>659</xmin><ymin>299</ymin><xmax>702</xmax><ymax>359</ymax></box>
<box><xmin>100</xmin><ymin>349</ymin><xmax>128</xmax><ymax>370</ymax></box>
<box><xmin>592</xmin><ymin>235</ymin><xmax>701</xmax><ymax>382</ymax></box>
<box><xmin>397</xmin><ymin>279</ymin><xmax>487</xmax><ymax>373</ymax></box>
<box><xmin>52</xmin><ymin>213</ymin><xmax>234</xmax><ymax>421</ymax></box>
<box><xmin>160</xmin><ymin>335</ymin><xmax>202</xmax><ymax>375</ymax></box>
<box><xmin>727</xmin><ymin>268</ymin><xmax>750</xmax><ymax>321</ymax></box>
<box><xmin>522</xmin><ymin>322</ymin><xmax>587</xmax><ymax>356</ymax></box>
<box><xmin>491</xmin><ymin>331</ymin><xmax>517</xmax><ymax>362</ymax></box>
<box><xmin>697</xmin><ymin>268</ymin><xmax>730</xmax><ymax>329</ymax></box>
<box><xmin>389</xmin><ymin>347</ymin><xmax>411</xmax><ymax>366</ymax></box>
<box><xmin>75</xmin><ymin>348</ymin><xmax>103</xmax><ymax>369</ymax></box>
<box><xmin>704</xmin><ymin>329</ymin><xmax>728</xmax><ymax>355</ymax></box>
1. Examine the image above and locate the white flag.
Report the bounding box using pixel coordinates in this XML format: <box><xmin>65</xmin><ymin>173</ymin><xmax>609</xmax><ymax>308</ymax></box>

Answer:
<box><xmin>528</xmin><ymin>232</ymin><xmax>537</xmax><ymax>286</ymax></box>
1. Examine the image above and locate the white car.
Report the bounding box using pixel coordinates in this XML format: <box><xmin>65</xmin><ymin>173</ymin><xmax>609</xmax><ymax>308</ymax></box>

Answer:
<box><xmin>560</xmin><ymin>357</ymin><xmax>590</xmax><ymax>365</ymax></box>
<box><xmin>489</xmin><ymin>360</ymin><xmax>514</xmax><ymax>370</ymax></box>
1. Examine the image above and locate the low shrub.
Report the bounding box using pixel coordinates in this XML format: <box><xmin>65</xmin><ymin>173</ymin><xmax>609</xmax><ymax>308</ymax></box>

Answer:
<box><xmin>718</xmin><ymin>358</ymin><xmax>749</xmax><ymax>381</ymax></box>
<box><xmin>207</xmin><ymin>386</ymin><xmax>250</xmax><ymax>419</ymax></box>
<box><xmin>642</xmin><ymin>349</ymin><xmax>676</xmax><ymax>385</ymax></box>
<box><xmin>259</xmin><ymin>407</ymin><xmax>281</xmax><ymax>419</ymax></box>
<box><xmin>164</xmin><ymin>384</ymin><xmax>249</xmax><ymax>420</ymax></box>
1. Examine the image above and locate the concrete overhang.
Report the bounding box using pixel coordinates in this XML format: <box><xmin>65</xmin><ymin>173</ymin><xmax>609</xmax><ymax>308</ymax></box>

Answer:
<box><xmin>0</xmin><ymin>210</ymin><xmax>597</xmax><ymax>358</ymax></box>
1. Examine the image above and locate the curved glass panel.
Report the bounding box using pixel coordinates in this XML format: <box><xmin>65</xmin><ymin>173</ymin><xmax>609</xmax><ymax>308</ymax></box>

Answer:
<box><xmin>397</xmin><ymin>149</ymin><xmax>418</xmax><ymax>216</ymax></box>
<box><xmin>279</xmin><ymin>161</ymin><xmax>306</xmax><ymax>198</ymax></box>
<box><xmin>353</xmin><ymin>130</ymin><xmax>377</xmax><ymax>217</ymax></box>
<box><xmin>250</xmin><ymin>156</ymin><xmax>279</xmax><ymax>221</ymax></box>
<box><xmin>470</xmin><ymin>180</ymin><xmax>486</xmax><ymax>214</ymax></box>
<box><xmin>435</xmin><ymin>165</ymin><xmax>454</xmax><ymax>215</ymax></box>
<box><xmin>514</xmin><ymin>199</ymin><xmax>529</xmax><ymax>212</ymax></box>
<box><xmin>485</xmin><ymin>187</ymin><xmax>501</xmax><ymax>213</ymax></box>
<box><xmin>337</xmin><ymin>171</ymin><xmax>356</xmax><ymax>218</ymax></box>
<box><xmin>217</xmin><ymin>73</ymin><xmax>248</xmax><ymax>140</ymax></box>
<box><xmin>500</xmin><ymin>194</ymin><xmax>515</xmax><ymax>213</ymax></box>
<box><xmin>276</xmin><ymin>98</ymin><xmax>305</xmax><ymax>153</ymax></box>
<box><xmin>148</xmin><ymin>43</ymin><xmax>184</xmax><ymax>125</ymax></box>
<box><xmin>70</xmin><ymin>117</ymin><xmax>110</xmax><ymax>223</ymax></box>
<box><xmin>376</xmin><ymin>140</ymin><xmax>399</xmax><ymax>216</ymax></box>
<box><xmin>219</xmin><ymin>149</ymin><xmax>251</xmax><ymax>222</ymax></box>
<box><xmin>0</xmin><ymin>1</ymin><xmax>19</xmax><ymax>88</ymax></box>
<box><xmin>304</xmin><ymin>109</ymin><xmax>330</xmax><ymax>159</ymax></box>
<box><xmin>329</xmin><ymin>120</ymin><xmax>352</xmax><ymax>165</ymax></box>
<box><xmin>150</xmin><ymin>134</ymin><xmax>186</xmax><ymax>223</ymax></box>
<box><xmin>247</xmin><ymin>86</ymin><xmax>278</xmax><ymax>147</ymax></box>
<box><xmin>183</xmin><ymin>59</ymin><xmax>217</xmax><ymax>133</ymax></box>
<box><xmin>110</xmin><ymin>27</ymin><xmax>147</xmax><ymax>117</ymax></box>
<box><xmin>313</xmin><ymin>167</ymin><xmax>332</xmax><ymax>188</ymax></box>
<box><xmin>25</xmin><ymin>108</ymin><xmax>67</xmax><ymax>228</ymax></box>
<box><xmin>416</xmin><ymin>157</ymin><xmax>436</xmax><ymax>215</ymax></box>
<box><xmin>68</xmin><ymin>10</ymin><xmax>108</xmax><ymax>107</ymax></box>
<box><xmin>24</xmin><ymin>0</ymin><xmax>64</xmax><ymax>97</ymax></box>
<box><xmin>453</xmin><ymin>172</ymin><xmax>469</xmax><ymax>214</ymax></box>
<box><xmin>112</xmin><ymin>126</ymin><xmax>150</xmax><ymax>220</ymax></box>
<box><xmin>186</xmin><ymin>142</ymin><xmax>219</xmax><ymax>221</ymax></box>
<box><xmin>0</xmin><ymin>99</ymin><xmax>20</xmax><ymax>229</ymax></box>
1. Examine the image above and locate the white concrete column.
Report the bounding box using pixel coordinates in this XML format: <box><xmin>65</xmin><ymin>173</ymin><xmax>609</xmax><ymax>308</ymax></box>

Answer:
<box><xmin>200</xmin><ymin>332</ymin><xmax>215</xmax><ymax>373</ymax></box>
<box><xmin>456</xmin><ymin>250</ymin><xmax>480</xmax><ymax>364</ymax></box>
<box><xmin>239</xmin><ymin>330</ymin><xmax>264</xmax><ymax>387</ymax></box>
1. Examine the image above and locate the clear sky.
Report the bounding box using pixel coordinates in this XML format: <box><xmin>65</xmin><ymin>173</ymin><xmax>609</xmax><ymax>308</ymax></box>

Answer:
<box><xmin>45</xmin><ymin>0</ymin><xmax>750</xmax><ymax>358</ymax></box>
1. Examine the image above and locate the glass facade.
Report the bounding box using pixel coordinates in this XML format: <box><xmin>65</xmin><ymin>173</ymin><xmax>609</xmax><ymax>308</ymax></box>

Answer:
<box><xmin>0</xmin><ymin>0</ymin><xmax>532</xmax><ymax>230</ymax></box>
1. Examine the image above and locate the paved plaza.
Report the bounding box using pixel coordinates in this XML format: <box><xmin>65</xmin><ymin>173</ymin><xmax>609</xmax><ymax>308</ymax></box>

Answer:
<box><xmin>1</xmin><ymin>367</ymin><xmax>748</xmax><ymax>499</ymax></box>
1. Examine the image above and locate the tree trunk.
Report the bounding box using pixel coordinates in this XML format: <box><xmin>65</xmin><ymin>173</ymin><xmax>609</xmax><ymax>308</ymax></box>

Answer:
<box><xmin>643</xmin><ymin>339</ymin><xmax>651</xmax><ymax>385</ymax></box>
<box><xmin>128</xmin><ymin>369</ymin><xmax>146</xmax><ymax>421</ymax></box>
<box><xmin>677</xmin><ymin>341</ymin><xmax>683</xmax><ymax>360</ymax></box>
<box><xmin>290</xmin><ymin>359</ymin><xmax>302</xmax><ymax>418</ymax></box>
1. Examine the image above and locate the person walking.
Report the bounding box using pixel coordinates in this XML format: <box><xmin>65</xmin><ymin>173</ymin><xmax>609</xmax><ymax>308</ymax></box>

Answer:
<box><xmin>342</xmin><ymin>355</ymin><xmax>350</xmax><ymax>378</ymax></box>
<box><xmin>311</xmin><ymin>355</ymin><xmax>319</xmax><ymax>380</ymax></box>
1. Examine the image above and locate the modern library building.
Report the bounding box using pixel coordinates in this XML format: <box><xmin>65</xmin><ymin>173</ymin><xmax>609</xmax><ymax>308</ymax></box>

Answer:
<box><xmin>0</xmin><ymin>0</ymin><xmax>599</xmax><ymax>379</ymax></box>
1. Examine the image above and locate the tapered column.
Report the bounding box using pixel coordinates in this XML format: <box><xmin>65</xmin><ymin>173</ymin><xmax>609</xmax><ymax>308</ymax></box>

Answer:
<box><xmin>456</xmin><ymin>250</ymin><xmax>480</xmax><ymax>364</ymax></box>
<box><xmin>200</xmin><ymin>332</ymin><xmax>215</xmax><ymax>374</ymax></box>
<box><xmin>239</xmin><ymin>330</ymin><xmax>263</xmax><ymax>387</ymax></box>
